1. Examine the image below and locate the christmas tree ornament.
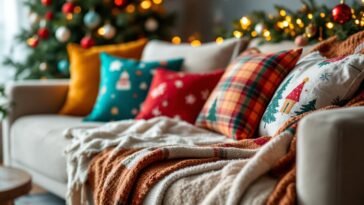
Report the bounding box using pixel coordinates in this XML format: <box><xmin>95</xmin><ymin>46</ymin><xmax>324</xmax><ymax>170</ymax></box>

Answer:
<box><xmin>294</xmin><ymin>35</ymin><xmax>309</xmax><ymax>46</ymax></box>
<box><xmin>41</xmin><ymin>0</ymin><xmax>52</xmax><ymax>6</ymax></box>
<box><xmin>145</xmin><ymin>18</ymin><xmax>159</xmax><ymax>32</ymax></box>
<box><xmin>38</xmin><ymin>27</ymin><xmax>50</xmax><ymax>39</ymax></box>
<box><xmin>62</xmin><ymin>2</ymin><xmax>75</xmax><ymax>14</ymax></box>
<box><xmin>81</xmin><ymin>36</ymin><xmax>95</xmax><ymax>48</ymax></box>
<box><xmin>114</xmin><ymin>0</ymin><xmax>129</xmax><ymax>7</ymax></box>
<box><xmin>84</xmin><ymin>10</ymin><xmax>101</xmax><ymax>29</ymax></box>
<box><xmin>39</xmin><ymin>62</ymin><xmax>48</xmax><ymax>71</ymax></box>
<box><xmin>45</xmin><ymin>11</ymin><xmax>54</xmax><ymax>21</ymax></box>
<box><xmin>254</xmin><ymin>23</ymin><xmax>265</xmax><ymax>35</ymax></box>
<box><xmin>29</xmin><ymin>12</ymin><xmax>41</xmax><ymax>25</ymax></box>
<box><xmin>57</xmin><ymin>59</ymin><xmax>70</xmax><ymax>75</ymax></box>
<box><xmin>332</xmin><ymin>0</ymin><xmax>352</xmax><ymax>24</ymax></box>
<box><xmin>101</xmin><ymin>23</ymin><xmax>116</xmax><ymax>39</ymax></box>
<box><xmin>27</xmin><ymin>37</ymin><xmax>39</xmax><ymax>48</ymax></box>
<box><xmin>305</xmin><ymin>23</ymin><xmax>317</xmax><ymax>38</ymax></box>
<box><xmin>55</xmin><ymin>26</ymin><xmax>71</xmax><ymax>42</ymax></box>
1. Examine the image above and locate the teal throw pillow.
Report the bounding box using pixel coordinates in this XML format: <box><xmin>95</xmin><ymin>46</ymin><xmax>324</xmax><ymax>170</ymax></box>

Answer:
<box><xmin>84</xmin><ymin>53</ymin><xmax>183</xmax><ymax>122</ymax></box>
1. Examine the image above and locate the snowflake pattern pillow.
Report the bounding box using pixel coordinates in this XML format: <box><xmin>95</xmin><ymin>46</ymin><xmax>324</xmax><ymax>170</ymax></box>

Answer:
<box><xmin>259</xmin><ymin>51</ymin><xmax>364</xmax><ymax>136</ymax></box>
<box><xmin>136</xmin><ymin>69</ymin><xmax>224</xmax><ymax>123</ymax></box>
<box><xmin>84</xmin><ymin>53</ymin><xmax>183</xmax><ymax>122</ymax></box>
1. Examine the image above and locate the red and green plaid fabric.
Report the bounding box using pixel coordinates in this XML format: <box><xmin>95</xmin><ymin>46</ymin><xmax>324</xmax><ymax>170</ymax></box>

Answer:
<box><xmin>196</xmin><ymin>49</ymin><xmax>302</xmax><ymax>140</ymax></box>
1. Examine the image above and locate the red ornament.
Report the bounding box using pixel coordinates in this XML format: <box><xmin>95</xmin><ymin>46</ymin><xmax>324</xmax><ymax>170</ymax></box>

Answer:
<box><xmin>332</xmin><ymin>2</ymin><xmax>352</xmax><ymax>24</ymax></box>
<box><xmin>38</xmin><ymin>28</ymin><xmax>50</xmax><ymax>39</ymax></box>
<box><xmin>62</xmin><ymin>2</ymin><xmax>75</xmax><ymax>14</ymax></box>
<box><xmin>41</xmin><ymin>0</ymin><xmax>52</xmax><ymax>6</ymax></box>
<box><xmin>81</xmin><ymin>36</ymin><xmax>95</xmax><ymax>49</ymax></box>
<box><xmin>45</xmin><ymin>11</ymin><xmax>54</xmax><ymax>21</ymax></box>
<box><xmin>114</xmin><ymin>0</ymin><xmax>127</xmax><ymax>7</ymax></box>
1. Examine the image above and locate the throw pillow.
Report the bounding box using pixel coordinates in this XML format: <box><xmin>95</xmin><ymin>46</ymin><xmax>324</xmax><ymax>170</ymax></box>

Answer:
<box><xmin>136</xmin><ymin>69</ymin><xmax>224</xmax><ymax>124</ymax></box>
<box><xmin>141</xmin><ymin>38</ymin><xmax>248</xmax><ymax>73</ymax></box>
<box><xmin>196</xmin><ymin>49</ymin><xmax>302</xmax><ymax>140</ymax></box>
<box><xmin>59</xmin><ymin>38</ymin><xmax>148</xmax><ymax>116</ymax></box>
<box><xmin>259</xmin><ymin>51</ymin><xmax>364</xmax><ymax>136</ymax></box>
<box><xmin>84</xmin><ymin>53</ymin><xmax>183</xmax><ymax>122</ymax></box>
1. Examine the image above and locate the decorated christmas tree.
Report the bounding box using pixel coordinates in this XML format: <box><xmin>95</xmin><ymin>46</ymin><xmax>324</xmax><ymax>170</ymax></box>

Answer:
<box><xmin>3</xmin><ymin>0</ymin><xmax>174</xmax><ymax>80</ymax></box>
<box><xmin>294</xmin><ymin>99</ymin><xmax>317</xmax><ymax>115</ymax></box>
<box><xmin>218</xmin><ymin>0</ymin><xmax>364</xmax><ymax>46</ymax></box>
<box><xmin>207</xmin><ymin>99</ymin><xmax>218</xmax><ymax>122</ymax></box>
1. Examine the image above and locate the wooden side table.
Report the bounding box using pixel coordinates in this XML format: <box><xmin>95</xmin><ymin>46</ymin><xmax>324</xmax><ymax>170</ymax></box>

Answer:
<box><xmin>0</xmin><ymin>166</ymin><xmax>31</xmax><ymax>205</ymax></box>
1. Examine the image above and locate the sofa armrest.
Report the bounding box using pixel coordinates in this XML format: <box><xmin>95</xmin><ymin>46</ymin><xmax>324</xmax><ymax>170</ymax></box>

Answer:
<box><xmin>5</xmin><ymin>80</ymin><xmax>69</xmax><ymax>124</ymax></box>
<box><xmin>1</xmin><ymin>80</ymin><xmax>69</xmax><ymax>164</ymax></box>
<box><xmin>297</xmin><ymin>107</ymin><xmax>364</xmax><ymax>205</ymax></box>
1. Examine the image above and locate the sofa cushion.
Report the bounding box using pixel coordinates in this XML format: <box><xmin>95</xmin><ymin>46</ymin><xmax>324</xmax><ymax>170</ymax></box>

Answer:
<box><xmin>84</xmin><ymin>53</ymin><xmax>183</xmax><ymax>122</ymax></box>
<box><xmin>141</xmin><ymin>38</ymin><xmax>248</xmax><ymax>73</ymax></box>
<box><xmin>59</xmin><ymin>39</ymin><xmax>147</xmax><ymax>116</ymax></box>
<box><xmin>10</xmin><ymin>115</ymin><xmax>102</xmax><ymax>183</ymax></box>
<box><xmin>196</xmin><ymin>49</ymin><xmax>302</xmax><ymax>140</ymax></box>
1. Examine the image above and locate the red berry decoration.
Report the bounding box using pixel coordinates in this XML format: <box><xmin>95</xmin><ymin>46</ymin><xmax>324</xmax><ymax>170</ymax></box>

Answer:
<box><xmin>332</xmin><ymin>2</ymin><xmax>352</xmax><ymax>24</ymax></box>
<box><xmin>81</xmin><ymin>36</ymin><xmax>95</xmax><ymax>49</ymax></box>
<box><xmin>41</xmin><ymin>0</ymin><xmax>52</xmax><ymax>6</ymax></box>
<box><xmin>45</xmin><ymin>11</ymin><xmax>54</xmax><ymax>21</ymax></box>
<box><xmin>62</xmin><ymin>2</ymin><xmax>75</xmax><ymax>14</ymax></box>
<box><xmin>38</xmin><ymin>28</ymin><xmax>50</xmax><ymax>39</ymax></box>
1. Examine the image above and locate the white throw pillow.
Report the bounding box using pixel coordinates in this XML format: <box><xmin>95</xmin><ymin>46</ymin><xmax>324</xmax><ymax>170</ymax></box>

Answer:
<box><xmin>259</xmin><ymin>51</ymin><xmax>364</xmax><ymax>136</ymax></box>
<box><xmin>141</xmin><ymin>38</ymin><xmax>248</xmax><ymax>73</ymax></box>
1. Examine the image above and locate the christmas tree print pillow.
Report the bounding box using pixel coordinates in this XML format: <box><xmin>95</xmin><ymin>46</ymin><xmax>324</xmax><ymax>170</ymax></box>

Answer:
<box><xmin>136</xmin><ymin>69</ymin><xmax>224</xmax><ymax>124</ymax></box>
<box><xmin>84</xmin><ymin>53</ymin><xmax>183</xmax><ymax>122</ymax></box>
<box><xmin>196</xmin><ymin>49</ymin><xmax>302</xmax><ymax>140</ymax></box>
<box><xmin>259</xmin><ymin>51</ymin><xmax>364</xmax><ymax>136</ymax></box>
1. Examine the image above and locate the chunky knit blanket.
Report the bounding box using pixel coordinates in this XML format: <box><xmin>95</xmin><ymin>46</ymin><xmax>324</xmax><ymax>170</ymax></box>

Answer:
<box><xmin>65</xmin><ymin>31</ymin><xmax>364</xmax><ymax>205</ymax></box>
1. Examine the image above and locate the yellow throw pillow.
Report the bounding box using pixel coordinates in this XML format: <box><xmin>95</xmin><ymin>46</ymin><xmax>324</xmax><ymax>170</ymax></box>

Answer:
<box><xmin>59</xmin><ymin>39</ymin><xmax>148</xmax><ymax>116</ymax></box>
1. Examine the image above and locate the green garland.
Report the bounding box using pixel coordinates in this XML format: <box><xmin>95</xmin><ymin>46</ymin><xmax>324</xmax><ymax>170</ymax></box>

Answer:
<box><xmin>218</xmin><ymin>0</ymin><xmax>364</xmax><ymax>44</ymax></box>
<box><xmin>0</xmin><ymin>85</ymin><xmax>7</xmax><ymax>119</ymax></box>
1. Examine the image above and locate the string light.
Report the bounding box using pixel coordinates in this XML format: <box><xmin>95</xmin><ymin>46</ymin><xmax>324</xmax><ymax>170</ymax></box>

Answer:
<box><xmin>140</xmin><ymin>0</ymin><xmax>152</xmax><ymax>9</ymax></box>
<box><xmin>320</xmin><ymin>12</ymin><xmax>326</xmax><ymax>18</ymax></box>
<box><xmin>263</xmin><ymin>29</ymin><xmax>271</xmax><ymax>38</ymax></box>
<box><xmin>191</xmin><ymin>40</ymin><xmax>201</xmax><ymax>47</ymax></box>
<box><xmin>308</xmin><ymin>13</ymin><xmax>313</xmax><ymax>19</ymax></box>
<box><xmin>326</xmin><ymin>22</ymin><xmax>334</xmax><ymax>29</ymax></box>
<box><xmin>98</xmin><ymin>27</ymin><xmax>106</xmax><ymax>36</ymax></box>
<box><xmin>74</xmin><ymin>6</ymin><xmax>81</xmax><ymax>14</ymax></box>
<box><xmin>279</xmin><ymin>10</ymin><xmax>287</xmax><ymax>16</ymax></box>
<box><xmin>152</xmin><ymin>0</ymin><xmax>163</xmax><ymax>4</ymax></box>
<box><xmin>215</xmin><ymin>37</ymin><xmax>224</xmax><ymax>44</ymax></box>
<box><xmin>233</xmin><ymin>30</ymin><xmax>243</xmax><ymax>38</ymax></box>
<box><xmin>251</xmin><ymin>31</ymin><xmax>258</xmax><ymax>37</ymax></box>
<box><xmin>171</xmin><ymin>36</ymin><xmax>181</xmax><ymax>44</ymax></box>
<box><xmin>240</xmin><ymin>16</ymin><xmax>251</xmax><ymax>29</ymax></box>
<box><xmin>126</xmin><ymin>5</ymin><xmax>135</xmax><ymax>13</ymax></box>
<box><xmin>66</xmin><ymin>13</ymin><xmax>73</xmax><ymax>20</ymax></box>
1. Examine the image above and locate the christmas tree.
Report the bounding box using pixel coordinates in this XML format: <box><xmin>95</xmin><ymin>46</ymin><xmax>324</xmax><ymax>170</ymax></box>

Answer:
<box><xmin>262</xmin><ymin>76</ymin><xmax>292</xmax><ymax>127</ymax></box>
<box><xmin>207</xmin><ymin>99</ymin><xmax>218</xmax><ymax>122</ymax></box>
<box><xmin>294</xmin><ymin>99</ymin><xmax>317</xmax><ymax>115</ymax></box>
<box><xmin>218</xmin><ymin>0</ymin><xmax>364</xmax><ymax>46</ymax></box>
<box><xmin>3</xmin><ymin>0</ymin><xmax>174</xmax><ymax>80</ymax></box>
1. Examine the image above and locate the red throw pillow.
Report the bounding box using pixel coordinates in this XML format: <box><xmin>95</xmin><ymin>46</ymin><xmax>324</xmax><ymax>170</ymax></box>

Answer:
<box><xmin>136</xmin><ymin>69</ymin><xmax>224</xmax><ymax>123</ymax></box>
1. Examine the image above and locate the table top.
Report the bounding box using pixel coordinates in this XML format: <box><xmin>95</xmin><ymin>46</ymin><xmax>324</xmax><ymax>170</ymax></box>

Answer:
<box><xmin>0</xmin><ymin>166</ymin><xmax>32</xmax><ymax>201</ymax></box>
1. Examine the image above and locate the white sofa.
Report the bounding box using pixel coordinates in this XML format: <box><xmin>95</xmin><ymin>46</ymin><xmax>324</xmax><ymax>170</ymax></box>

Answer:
<box><xmin>2</xmin><ymin>41</ymin><xmax>364</xmax><ymax>205</ymax></box>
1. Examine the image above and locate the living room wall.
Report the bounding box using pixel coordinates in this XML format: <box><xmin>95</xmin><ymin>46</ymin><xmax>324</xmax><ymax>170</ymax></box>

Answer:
<box><xmin>165</xmin><ymin>0</ymin><xmax>359</xmax><ymax>41</ymax></box>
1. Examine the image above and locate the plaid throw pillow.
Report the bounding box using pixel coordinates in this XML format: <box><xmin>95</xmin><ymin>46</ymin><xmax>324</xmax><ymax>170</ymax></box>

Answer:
<box><xmin>196</xmin><ymin>49</ymin><xmax>302</xmax><ymax>140</ymax></box>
